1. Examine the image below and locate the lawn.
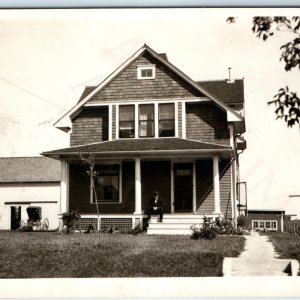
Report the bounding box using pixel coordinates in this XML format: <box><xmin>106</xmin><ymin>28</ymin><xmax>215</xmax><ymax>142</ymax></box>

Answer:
<box><xmin>0</xmin><ymin>231</ymin><xmax>244</xmax><ymax>278</ymax></box>
<box><xmin>267</xmin><ymin>232</ymin><xmax>300</xmax><ymax>262</ymax></box>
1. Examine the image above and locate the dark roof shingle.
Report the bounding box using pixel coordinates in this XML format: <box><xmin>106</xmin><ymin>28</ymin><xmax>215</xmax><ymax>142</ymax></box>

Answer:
<box><xmin>43</xmin><ymin>138</ymin><xmax>231</xmax><ymax>157</ymax></box>
<box><xmin>0</xmin><ymin>157</ymin><xmax>61</xmax><ymax>183</ymax></box>
<box><xmin>197</xmin><ymin>79</ymin><xmax>244</xmax><ymax>105</ymax></box>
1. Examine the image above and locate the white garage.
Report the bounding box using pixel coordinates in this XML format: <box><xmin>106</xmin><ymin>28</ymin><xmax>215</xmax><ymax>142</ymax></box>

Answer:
<box><xmin>0</xmin><ymin>157</ymin><xmax>61</xmax><ymax>230</ymax></box>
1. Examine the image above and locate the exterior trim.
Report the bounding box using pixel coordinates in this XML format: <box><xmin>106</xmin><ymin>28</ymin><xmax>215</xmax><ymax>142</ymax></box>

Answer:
<box><xmin>175</xmin><ymin>102</ymin><xmax>178</xmax><ymax>137</ymax></box>
<box><xmin>108</xmin><ymin>104</ymin><xmax>112</xmax><ymax>141</ymax></box>
<box><xmin>213</xmin><ymin>156</ymin><xmax>221</xmax><ymax>214</ymax></box>
<box><xmin>182</xmin><ymin>101</ymin><xmax>186</xmax><ymax>139</ymax></box>
<box><xmin>192</xmin><ymin>160</ymin><xmax>196</xmax><ymax>213</ymax></box>
<box><xmin>60</xmin><ymin>160</ymin><xmax>69</xmax><ymax>214</ymax></box>
<box><xmin>171</xmin><ymin>161</ymin><xmax>174</xmax><ymax>213</ymax></box>
<box><xmin>5</xmin><ymin>201</ymin><xmax>58</xmax><ymax>205</ymax></box>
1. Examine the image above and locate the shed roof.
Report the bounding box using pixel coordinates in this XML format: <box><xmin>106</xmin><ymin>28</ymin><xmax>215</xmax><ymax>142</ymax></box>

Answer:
<box><xmin>0</xmin><ymin>157</ymin><xmax>61</xmax><ymax>183</ymax></box>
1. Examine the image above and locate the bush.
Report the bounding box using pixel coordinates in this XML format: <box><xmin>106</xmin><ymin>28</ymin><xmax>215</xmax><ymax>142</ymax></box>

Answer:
<box><xmin>191</xmin><ymin>216</ymin><xmax>240</xmax><ymax>240</ymax></box>
<box><xmin>215</xmin><ymin>216</ymin><xmax>236</xmax><ymax>235</ymax></box>
<box><xmin>191</xmin><ymin>217</ymin><xmax>219</xmax><ymax>240</ymax></box>
<box><xmin>237</xmin><ymin>215</ymin><xmax>249</xmax><ymax>229</ymax></box>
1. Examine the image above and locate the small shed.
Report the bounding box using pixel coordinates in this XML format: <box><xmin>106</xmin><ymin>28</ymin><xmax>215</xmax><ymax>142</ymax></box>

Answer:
<box><xmin>247</xmin><ymin>209</ymin><xmax>285</xmax><ymax>233</ymax></box>
<box><xmin>0</xmin><ymin>157</ymin><xmax>61</xmax><ymax>230</ymax></box>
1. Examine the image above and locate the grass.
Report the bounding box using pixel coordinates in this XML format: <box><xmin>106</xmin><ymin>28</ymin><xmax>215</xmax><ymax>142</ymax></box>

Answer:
<box><xmin>267</xmin><ymin>232</ymin><xmax>300</xmax><ymax>262</ymax></box>
<box><xmin>0</xmin><ymin>231</ymin><xmax>245</xmax><ymax>278</ymax></box>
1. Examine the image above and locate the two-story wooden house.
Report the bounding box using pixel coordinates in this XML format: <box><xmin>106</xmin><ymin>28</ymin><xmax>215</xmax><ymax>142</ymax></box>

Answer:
<box><xmin>43</xmin><ymin>44</ymin><xmax>246</xmax><ymax>234</ymax></box>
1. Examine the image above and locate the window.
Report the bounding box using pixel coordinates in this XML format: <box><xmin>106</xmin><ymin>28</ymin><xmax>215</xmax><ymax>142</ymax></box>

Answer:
<box><xmin>252</xmin><ymin>220</ymin><xmax>278</xmax><ymax>231</ymax></box>
<box><xmin>139</xmin><ymin>104</ymin><xmax>154</xmax><ymax>137</ymax></box>
<box><xmin>137</xmin><ymin>65</ymin><xmax>155</xmax><ymax>79</ymax></box>
<box><xmin>94</xmin><ymin>165</ymin><xmax>120</xmax><ymax>203</ymax></box>
<box><xmin>119</xmin><ymin>105</ymin><xmax>135</xmax><ymax>138</ymax></box>
<box><xmin>159</xmin><ymin>103</ymin><xmax>175</xmax><ymax>137</ymax></box>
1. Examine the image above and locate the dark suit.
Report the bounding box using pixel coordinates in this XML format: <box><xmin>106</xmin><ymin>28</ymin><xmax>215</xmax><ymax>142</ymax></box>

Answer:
<box><xmin>147</xmin><ymin>195</ymin><xmax>163</xmax><ymax>222</ymax></box>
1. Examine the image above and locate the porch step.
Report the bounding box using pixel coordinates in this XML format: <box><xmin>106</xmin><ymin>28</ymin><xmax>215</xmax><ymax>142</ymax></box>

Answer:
<box><xmin>149</xmin><ymin>214</ymin><xmax>206</xmax><ymax>224</ymax></box>
<box><xmin>147</xmin><ymin>227</ymin><xmax>193</xmax><ymax>235</ymax></box>
<box><xmin>147</xmin><ymin>214</ymin><xmax>207</xmax><ymax>235</ymax></box>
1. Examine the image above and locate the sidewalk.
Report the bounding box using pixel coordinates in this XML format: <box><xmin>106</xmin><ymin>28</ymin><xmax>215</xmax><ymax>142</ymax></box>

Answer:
<box><xmin>223</xmin><ymin>231</ymin><xmax>299</xmax><ymax>276</ymax></box>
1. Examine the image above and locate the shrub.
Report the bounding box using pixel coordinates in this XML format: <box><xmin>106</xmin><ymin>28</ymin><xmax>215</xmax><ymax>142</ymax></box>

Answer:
<box><xmin>237</xmin><ymin>215</ymin><xmax>249</xmax><ymax>229</ymax></box>
<box><xmin>215</xmin><ymin>217</ymin><xmax>236</xmax><ymax>235</ymax></box>
<box><xmin>191</xmin><ymin>217</ymin><xmax>219</xmax><ymax>240</ymax></box>
<box><xmin>191</xmin><ymin>216</ymin><xmax>240</xmax><ymax>240</ymax></box>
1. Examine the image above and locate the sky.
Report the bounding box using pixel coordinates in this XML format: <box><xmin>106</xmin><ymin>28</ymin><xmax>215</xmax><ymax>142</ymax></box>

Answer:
<box><xmin>0</xmin><ymin>8</ymin><xmax>300</xmax><ymax>216</ymax></box>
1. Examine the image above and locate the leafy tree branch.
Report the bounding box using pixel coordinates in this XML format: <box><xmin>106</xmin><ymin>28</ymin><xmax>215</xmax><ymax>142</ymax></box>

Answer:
<box><xmin>227</xmin><ymin>16</ymin><xmax>300</xmax><ymax>127</ymax></box>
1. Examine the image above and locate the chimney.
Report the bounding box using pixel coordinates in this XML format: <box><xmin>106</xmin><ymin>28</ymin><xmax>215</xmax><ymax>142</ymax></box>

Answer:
<box><xmin>227</xmin><ymin>67</ymin><xmax>235</xmax><ymax>83</ymax></box>
<box><xmin>158</xmin><ymin>53</ymin><xmax>168</xmax><ymax>61</ymax></box>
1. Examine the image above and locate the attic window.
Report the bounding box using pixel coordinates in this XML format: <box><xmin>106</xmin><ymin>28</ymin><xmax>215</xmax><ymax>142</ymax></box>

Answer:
<box><xmin>137</xmin><ymin>65</ymin><xmax>155</xmax><ymax>79</ymax></box>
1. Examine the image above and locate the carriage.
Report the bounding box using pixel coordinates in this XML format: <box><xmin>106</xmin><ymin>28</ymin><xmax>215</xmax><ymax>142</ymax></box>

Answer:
<box><xmin>19</xmin><ymin>206</ymin><xmax>49</xmax><ymax>231</ymax></box>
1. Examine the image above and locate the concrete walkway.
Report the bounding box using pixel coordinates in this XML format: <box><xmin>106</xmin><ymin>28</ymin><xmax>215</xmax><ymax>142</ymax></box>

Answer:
<box><xmin>223</xmin><ymin>231</ymin><xmax>299</xmax><ymax>276</ymax></box>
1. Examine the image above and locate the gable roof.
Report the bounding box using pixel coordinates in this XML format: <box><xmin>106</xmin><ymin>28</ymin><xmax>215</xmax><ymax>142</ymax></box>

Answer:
<box><xmin>43</xmin><ymin>138</ymin><xmax>232</xmax><ymax>160</ymax></box>
<box><xmin>197</xmin><ymin>80</ymin><xmax>244</xmax><ymax>105</ymax></box>
<box><xmin>54</xmin><ymin>44</ymin><xmax>244</xmax><ymax>131</ymax></box>
<box><xmin>0</xmin><ymin>157</ymin><xmax>61</xmax><ymax>183</ymax></box>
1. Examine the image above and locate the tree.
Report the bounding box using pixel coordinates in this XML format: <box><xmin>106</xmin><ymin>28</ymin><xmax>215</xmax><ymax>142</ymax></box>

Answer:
<box><xmin>227</xmin><ymin>16</ymin><xmax>300</xmax><ymax>128</ymax></box>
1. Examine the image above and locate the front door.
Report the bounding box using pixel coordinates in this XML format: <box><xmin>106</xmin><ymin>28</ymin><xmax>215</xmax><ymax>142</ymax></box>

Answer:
<box><xmin>174</xmin><ymin>163</ymin><xmax>193</xmax><ymax>212</ymax></box>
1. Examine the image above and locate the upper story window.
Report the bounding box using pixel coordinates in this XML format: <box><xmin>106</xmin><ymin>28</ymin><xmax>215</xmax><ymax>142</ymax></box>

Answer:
<box><xmin>94</xmin><ymin>164</ymin><xmax>120</xmax><ymax>203</ymax></box>
<box><xmin>137</xmin><ymin>65</ymin><xmax>155</xmax><ymax>80</ymax></box>
<box><xmin>119</xmin><ymin>105</ymin><xmax>135</xmax><ymax>138</ymax></box>
<box><xmin>139</xmin><ymin>104</ymin><xmax>154</xmax><ymax>137</ymax></box>
<box><xmin>159</xmin><ymin>103</ymin><xmax>175</xmax><ymax>137</ymax></box>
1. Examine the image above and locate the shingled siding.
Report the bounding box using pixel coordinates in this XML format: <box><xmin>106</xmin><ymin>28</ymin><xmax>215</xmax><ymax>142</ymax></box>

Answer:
<box><xmin>69</xmin><ymin>161</ymin><xmax>135</xmax><ymax>214</ymax></box>
<box><xmin>196</xmin><ymin>159</ymin><xmax>232</xmax><ymax>217</ymax></box>
<box><xmin>141</xmin><ymin>161</ymin><xmax>171</xmax><ymax>213</ymax></box>
<box><xmin>186</xmin><ymin>103</ymin><xmax>230</xmax><ymax>145</ymax></box>
<box><xmin>70</xmin><ymin>107</ymin><xmax>109</xmax><ymax>146</ymax></box>
<box><xmin>88</xmin><ymin>52</ymin><xmax>204</xmax><ymax>103</ymax></box>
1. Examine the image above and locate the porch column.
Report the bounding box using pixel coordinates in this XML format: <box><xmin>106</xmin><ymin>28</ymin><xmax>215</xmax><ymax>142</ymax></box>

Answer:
<box><xmin>213</xmin><ymin>156</ymin><xmax>221</xmax><ymax>214</ymax></box>
<box><xmin>134</xmin><ymin>158</ymin><xmax>142</xmax><ymax>214</ymax></box>
<box><xmin>60</xmin><ymin>160</ymin><xmax>69</xmax><ymax>214</ymax></box>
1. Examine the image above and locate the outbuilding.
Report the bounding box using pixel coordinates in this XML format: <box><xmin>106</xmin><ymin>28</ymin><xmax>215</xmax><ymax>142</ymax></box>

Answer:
<box><xmin>0</xmin><ymin>157</ymin><xmax>61</xmax><ymax>230</ymax></box>
<box><xmin>247</xmin><ymin>209</ymin><xmax>285</xmax><ymax>233</ymax></box>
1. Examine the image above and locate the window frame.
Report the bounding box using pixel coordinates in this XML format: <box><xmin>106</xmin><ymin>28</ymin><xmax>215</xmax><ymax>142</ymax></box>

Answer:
<box><xmin>158</xmin><ymin>103</ymin><xmax>175</xmax><ymax>137</ymax></box>
<box><xmin>119</xmin><ymin>105</ymin><xmax>135</xmax><ymax>139</ymax></box>
<box><xmin>91</xmin><ymin>163</ymin><xmax>122</xmax><ymax>204</ymax></box>
<box><xmin>137</xmin><ymin>65</ymin><xmax>156</xmax><ymax>80</ymax></box>
<box><xmin>138</xmin><ymin>104</ymin><xmax>155</xmax><ymax>138</ymax></box>
<box><xmin>252</xmin><ymin>220</ymin><xmax>278</xmax><ymax>231</ymax></box>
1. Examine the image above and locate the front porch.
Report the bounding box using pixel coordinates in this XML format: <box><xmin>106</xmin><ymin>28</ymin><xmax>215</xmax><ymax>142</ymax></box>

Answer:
<box><xmin>43</xmin><ymin>138</ymin><xmax>236</xmax><ymax>234</ymax></box>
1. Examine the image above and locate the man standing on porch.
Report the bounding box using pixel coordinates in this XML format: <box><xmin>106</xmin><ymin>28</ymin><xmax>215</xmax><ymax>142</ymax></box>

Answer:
<box><xmin>147</xmin><ymin>191</ymin><xmax>163</xmax><ymax>222</ymax></box>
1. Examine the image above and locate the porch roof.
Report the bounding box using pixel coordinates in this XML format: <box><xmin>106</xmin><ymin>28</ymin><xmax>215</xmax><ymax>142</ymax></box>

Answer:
<box><xmin>42</xmin><ymin>138</ymin><xmax>233</xmax><ymax>160</ymax></box>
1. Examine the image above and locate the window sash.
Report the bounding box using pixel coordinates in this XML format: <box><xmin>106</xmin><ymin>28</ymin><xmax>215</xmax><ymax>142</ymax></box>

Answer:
<box><xmin>119</xmin><ymin>105</ymin><xmax>135</xmax><ymax>138</ymax></box>
<box><xmin>159</xmin><ymin>103</ymin><xmax>175</xmax><ymax>137</ymax></box>
<box><xmin>139</xmin><ymin>104</ymin><xmax>154</xmax><ymax>137</ymax></box>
